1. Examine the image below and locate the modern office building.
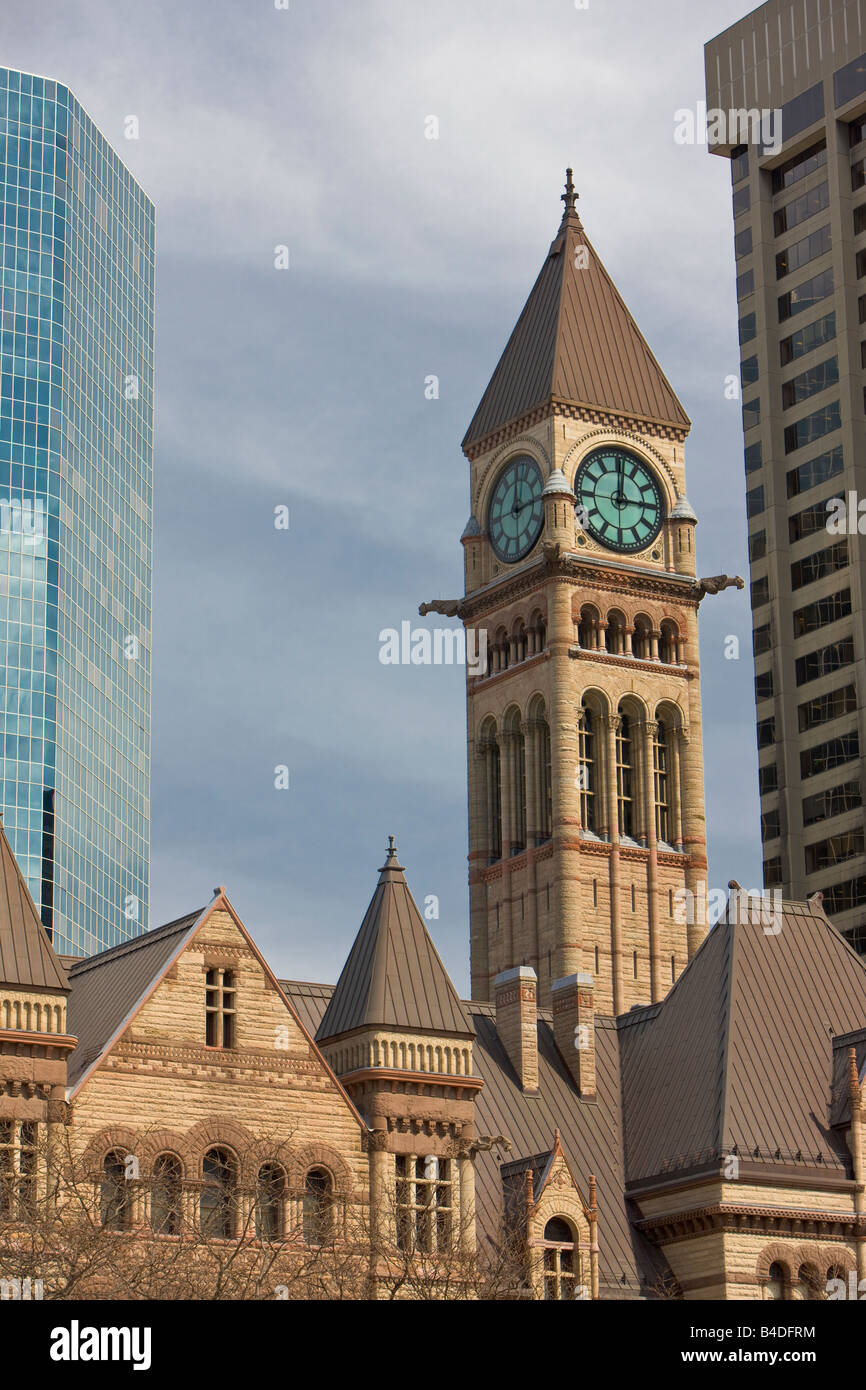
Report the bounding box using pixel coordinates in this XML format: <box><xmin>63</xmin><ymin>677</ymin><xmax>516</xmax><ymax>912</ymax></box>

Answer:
<box><xmin>0</xmin><ymin>68</ymin><xmax>153</xmax><ymax>955</ymax></box>
<box><xmin>706</xmin><ymin>1</ymin><xmax>866</xmax><ymax>951</ymax></box>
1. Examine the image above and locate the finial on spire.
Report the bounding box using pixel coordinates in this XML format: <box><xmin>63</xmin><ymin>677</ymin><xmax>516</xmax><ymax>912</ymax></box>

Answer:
<box><xmin>387</xmin><ymin>834</ymin><xmax>396</xmax><ymax>858</ymax></box>
<box><xmin>561</xmin><ymin>167</ymin><xmax>579</xmax><ymax>217</ymax></box>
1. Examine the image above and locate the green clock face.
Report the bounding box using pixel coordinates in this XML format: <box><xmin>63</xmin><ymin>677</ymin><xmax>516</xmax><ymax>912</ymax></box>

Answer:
<box><xmin>488</xmin><ymin>455</ymin><xmax>544</xmax><ymax>563</ymax></box>
<box><xmin>574</xmin><ymin>447</ymin><xmax>664</xmax><ymax>553</ymax></box>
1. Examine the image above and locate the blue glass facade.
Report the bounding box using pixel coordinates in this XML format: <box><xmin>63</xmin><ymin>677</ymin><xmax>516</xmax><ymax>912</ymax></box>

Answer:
<box><xmin>0</xmin><ymin>68</ymin><xmax>153</xmax><ymax>955</ymax></box>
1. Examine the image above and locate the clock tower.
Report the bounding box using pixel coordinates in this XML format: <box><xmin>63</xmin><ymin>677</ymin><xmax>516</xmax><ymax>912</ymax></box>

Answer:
<box><xmin>442</xmin><ymin>172</ymin><xmax>719</xmax><ymax>1015</ymax></box>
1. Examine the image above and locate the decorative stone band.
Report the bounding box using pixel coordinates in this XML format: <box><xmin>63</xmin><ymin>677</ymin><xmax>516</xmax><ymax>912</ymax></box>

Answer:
<box><xmin>636</xmin><ymin>1203</ymin><xmax>866</xmax><ymax>1246</ymax></box>
<box><xmin>463</xmin><ymin>400</ymin><xmax>689</xmax><ymax>462</ymax></box>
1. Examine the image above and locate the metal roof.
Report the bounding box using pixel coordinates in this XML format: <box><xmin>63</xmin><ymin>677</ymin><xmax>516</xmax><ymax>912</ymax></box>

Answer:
<box><xmin>284</xmin><ymin>976</ymin><xmax>665</xmax><ymax>1298</ymax></box>
<box><xmin>619</xmin><ymin>895</ymin><xmax>866</xmax><ymax>1189</ymax></box>
<box><xmin>0</xmin><ymin>818</ymin><xmax>69</xmax><ymax>993</ymax></box>
<box><xmin>462</xmin><ymin>176</ymin><xmax>690</xmax><ymax>452</ymax></box>
<box><xmin>65</xmin><ymin>908</ymin><xmax>204</xmax><ymax>1087</ymax></box>
<box><xmin>315</xmin><ymin>844</ymin><xmax>472</xmax><ymax>1041</ymax></box>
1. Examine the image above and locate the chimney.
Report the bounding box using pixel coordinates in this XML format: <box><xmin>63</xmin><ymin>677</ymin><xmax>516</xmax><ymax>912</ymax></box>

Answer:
<box><xmin>494</xmin><ymin>966</ymin><xmax>538</xmax><ymax>1093</ymax></box>
<box><xmin>552</xmin><ymin>972</ymin><xmax>596</xmax><ymax>1097</ymax></box>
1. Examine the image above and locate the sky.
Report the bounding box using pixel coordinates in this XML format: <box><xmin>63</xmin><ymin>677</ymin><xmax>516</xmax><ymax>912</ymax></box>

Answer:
<box><xmin>1</xmin><ymin>0</ymin><xmax>762</xmax><ymax>993</ymax></box>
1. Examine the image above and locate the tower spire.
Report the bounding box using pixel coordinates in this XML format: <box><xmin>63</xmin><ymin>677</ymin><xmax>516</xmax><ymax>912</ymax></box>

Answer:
<box><xmin>560</xmin><ymin>167</ymin><xmax>581</xmax><ymax>225</ymax></box>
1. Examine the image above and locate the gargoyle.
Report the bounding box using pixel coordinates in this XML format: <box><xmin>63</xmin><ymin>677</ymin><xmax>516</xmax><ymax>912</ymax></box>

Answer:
<box><xmin>418</xmin><ymin>598</ymin><xmax>462</xmax><ymax>618</ymax></box>
<box><xmin>468</xmin><ymin>1134</ymin><xmax>512</xmax><ymax>1158</ymax></box>
<box><xmin>695</xmin><ymin>574</ymin><xmax>745</xmax><ymax>598</ymax></box>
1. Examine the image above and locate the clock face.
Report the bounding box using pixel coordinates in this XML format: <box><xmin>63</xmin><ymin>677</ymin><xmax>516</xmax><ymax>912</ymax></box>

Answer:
<box><xmin>488</xmin><ymin>455</ymin><xmax>544</xmax><ymax>563</ymax></box>
<box><xmin>574</xmin><ymin>447</ymin><xmax>664</xmax><ymax>553</ymax></box>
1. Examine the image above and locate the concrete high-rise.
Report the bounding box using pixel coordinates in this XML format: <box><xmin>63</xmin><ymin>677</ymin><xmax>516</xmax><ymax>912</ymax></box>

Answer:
<box><xmin>706</xmin><ymin>2</ymin><xmax>866</xmax><ymax>950</ymax></box>
<box><xmin>0</xmin><ymin>68</ymin><xmax>153</xmax><ymax>955</ymax></box>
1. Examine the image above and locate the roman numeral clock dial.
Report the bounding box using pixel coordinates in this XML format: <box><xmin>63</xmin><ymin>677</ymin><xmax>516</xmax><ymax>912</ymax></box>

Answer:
<box><xmin>487</xmin><ymin>455</ymin><xmax>544</xmax><ymax>563</ymax></box>
<box><xmin>574</xmin><ymin>446</ymin><xmax>664</xmax><ymax>554</ymax></box>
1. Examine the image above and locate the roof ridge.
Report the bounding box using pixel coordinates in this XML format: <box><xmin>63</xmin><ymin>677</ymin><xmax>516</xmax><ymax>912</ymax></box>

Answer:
<box><xmin>68</xmin><ymin>908</ymin><xmax>204</xmax><ymax>975</ymax></box>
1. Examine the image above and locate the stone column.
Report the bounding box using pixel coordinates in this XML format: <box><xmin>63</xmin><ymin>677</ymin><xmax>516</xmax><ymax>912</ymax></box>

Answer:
<box><xmin>522</xmin><ymin>719</ymin><xmax>540</xmax><ymax>966</ymax></box>
<box><xmin>549</xmin><ymin>582</ymin><xmax>583</xmax><ymax>988</ymax></box>
<box><xmin>624</xmin><ymin>625</ymin><xmax>634</xmax><ymax>656</ymax></box>
<box><xmin>679</xmin><ymin>710</ymin><xmax>708</xmax><ymax>959</ymax></box>
<box><xmin>369</xmin><ymin>1134</ymin><xmax>393</xmax><ymax>1252</ymax></box>
<box><xmin>588</xmin><ymin>1174</ymin><xmax>600</xmax><ymax>1300</ymax></box>
<box><xmin>458</xmin><ymin>1153</ymin><xmax>476</xmax><ymax>1257</ymax></box>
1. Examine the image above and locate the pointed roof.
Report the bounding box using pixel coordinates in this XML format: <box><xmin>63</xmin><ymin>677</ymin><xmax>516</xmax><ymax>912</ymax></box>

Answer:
<box><xmin>0</xmin><ymin>817</ymin><xmax>68</xmax><ymax>993</ymax></box>
<box><xmin>618</xmin><ymin>892</ymin><xmax>866</xmax><ymax>1188</ymax></box>
<box><xmin>316</xmin><ymin>839</ymin><xmax>471</xmax><ymax>1041</ymax></box>
<box><xmin>462</xmin><ymin>170</ymin><xmax>690</xmax><ymax>453</ymax></box>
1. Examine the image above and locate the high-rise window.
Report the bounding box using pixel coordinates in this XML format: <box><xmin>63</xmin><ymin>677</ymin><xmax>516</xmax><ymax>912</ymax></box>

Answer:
<box><xmin>800</xmin><ymin>731</ymin><xmax>860</xmax><ymax>777</ymax></box>
<box><xmin>0</xmin><ymin>68</ymin><xmax>154</xmax><ymax>956</ymax></box>
<box><xmin>780</xmin><ymin>311</ymin><xmax>836</xmax><ymax>365</ymax></box>
<box><xmin>790</xmin><ymin>540</ymin><xmax>848</xmax><ymax>589</ymax></box>
<box><xmin>774</xmin><ymin>181</ymin><xmax>830</xmax><ymax>236</ymax></box>
<box><xmin>802</xmin><ymin>780</ymin><xmax>862</xmax><ymax>826</ymax></box>
<box><xmin>776</xmin><ymin>224</ymin><xmax>831</xmax><ymax>279</ymax></box>
<box><xmin>759</xmin><ymin>764</ymin><xmax>778</xmax><ymax>795</ymax></box>
<box><xmin>805</xmin><ymin>831</ymin><xmax>865</xmax><ymax>874</ymax></box>
<box><xmin>793</xmin><ymin>589</ymin><xmax>852</xmax><ymax>636</ymax></box>
<box><xmin>784</xmin><ymin>400</ymin><xmax>840</xmax><ymax>453</ymax></box>
<box><xmin>771</xmin><ymin>140</ymin><xmax>827</xmax><ymax>192</ymax></box>
<box><xmin>778</xmin><ymin>269</ymin><xmax>834</xmax><ymax>322</ymax></box>
<box><xmin>795</xmin><ymin>638</ymin><xmax>855</xmax><ymax>687</ymax></box>
<box><xmin>798</xmin><ymin>684</ymin><xmax>857</xmax><ymax>732</ymax></box>
<box><xmin>781</xmin><ymin>356</ymin><xmax>838</xmax><ymax>408</ymax></box>
<box><xmin>786</xmin><ymin>445</ymin><xmax>843</xmax><ymax>497</ymax></box>
<box><xmin>789</xmin><ymin>495</ymin><xmax>843</xmax><ymax>543</ymax></box>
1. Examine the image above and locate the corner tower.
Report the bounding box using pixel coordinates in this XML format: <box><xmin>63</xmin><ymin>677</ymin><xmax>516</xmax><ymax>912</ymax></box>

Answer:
<box><xmin>454</xmin><ymin>172</ymin><xmax>713</xmax><ymax>1014</ymax></box>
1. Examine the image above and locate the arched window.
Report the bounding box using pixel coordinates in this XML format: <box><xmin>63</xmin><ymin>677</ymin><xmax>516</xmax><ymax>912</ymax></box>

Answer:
<box><xmin>653</xmin><ymin>720</ymin><xmax>670</xmax><ymax>844</ymax></box>
<box><xmin>200</xmin><ymin>1147</ymin><xmax>236</xmax><ymax>1239</ymax></box>
<box><xmin>542</xmin><ymin>1217</ymin><xmax>578</xmax><ymax>1300</ymax></box>
<box><xmin>632</xmin><ymin>615</ymin><xmax>652</xmax><ymax>660</ymax></box>
<box><xmin>303</xmin><ymin>1167</ymin><xmax>334</xmax><ymax>1245</ymax></box>
<box><xmin>616</xmin><ymin>714</ymin><xmax>634</xmax><ymax>838</ymax></box>
<box><xmin>482</xmin><ymin>721</ymin><xmax>502</xmax><ymax>862</ymax></box>
<box><xmin>538</xmin><ymin>715</ymin><xmax>552</xmax><ymax>842</ymax></box>
<box><xmin>792</xmin><ymin>1265</ymin><xmax>817</xmax><ymax>1300</ymax></box>
<box><xmin>512</xmin><ymin>621</ymin><xmax>528</xmax><ymax>665</ymax></box>
<box><xmin>577</xmin><ymin>706</ymin><xmax>595</xmax><ymax>832</ymax></box>
<box><xmin>577</xmin><ymin>605</ymin><xmax>599</xmax><ymax>650</ymax></box>
<box><xmin>151</xmin><ymin>1153</ymin><xmax>182</xmax><ymax>1236</ymax></box>
<box><xmin>100</xmin><ymin>1151</ymin><xmax>131</xmax><ymax>1231</ymax></box>
<box><xmin>763</xmin><ymin>1261</ymin><xmax>785</xmax><ymax>1300</ymax></box>
<box><xmin>494</xmin><ymin>626</ymin><xmax>509</xmax><ymax>673</ymax></box>
<box><xmin>256</xmin><ymin>1162</ymin><xmax>286</xmax><ymax>1241</ymax></box>
<box><xmin>659</xmin><ymin>620</ymin><xmax>679</xmax><ymax>665</ymax></box>
<box><xmin>610</xmin><ymin>611</ymin><xmax>629</xmax><ymax>656</ymax></box>
<box><xmin>529</xmin><ymin>610</ymin><xmax>547</xmax><ymax>654</ymax></box>
<box><xmin>506</xmin><ymin>711</ymin><xmax>526</xmax><ymax>854</ymax></box>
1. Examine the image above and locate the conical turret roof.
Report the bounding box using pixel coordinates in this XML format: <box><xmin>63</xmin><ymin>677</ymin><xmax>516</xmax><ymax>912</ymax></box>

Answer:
<box><xmin>463</xmin><ymin>170</ymin><xmax>690</xmax><ymax>452</ymax></box>
<box><xmin>0</xmin><ymin>818</ymin><xmax>69</xmax><ymax>992</ymax></box>
<box><xmin>316</xmin><ymin>839</ymin><xmax>471</xmax><ymax>1041</ymax></box>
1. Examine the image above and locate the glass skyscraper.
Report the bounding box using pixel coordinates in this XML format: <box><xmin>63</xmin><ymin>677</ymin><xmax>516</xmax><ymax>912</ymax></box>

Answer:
<box><xmin>0</xmin><ymin>67</ymin><xmax>153</xmax><ymax>956</ymax></box>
